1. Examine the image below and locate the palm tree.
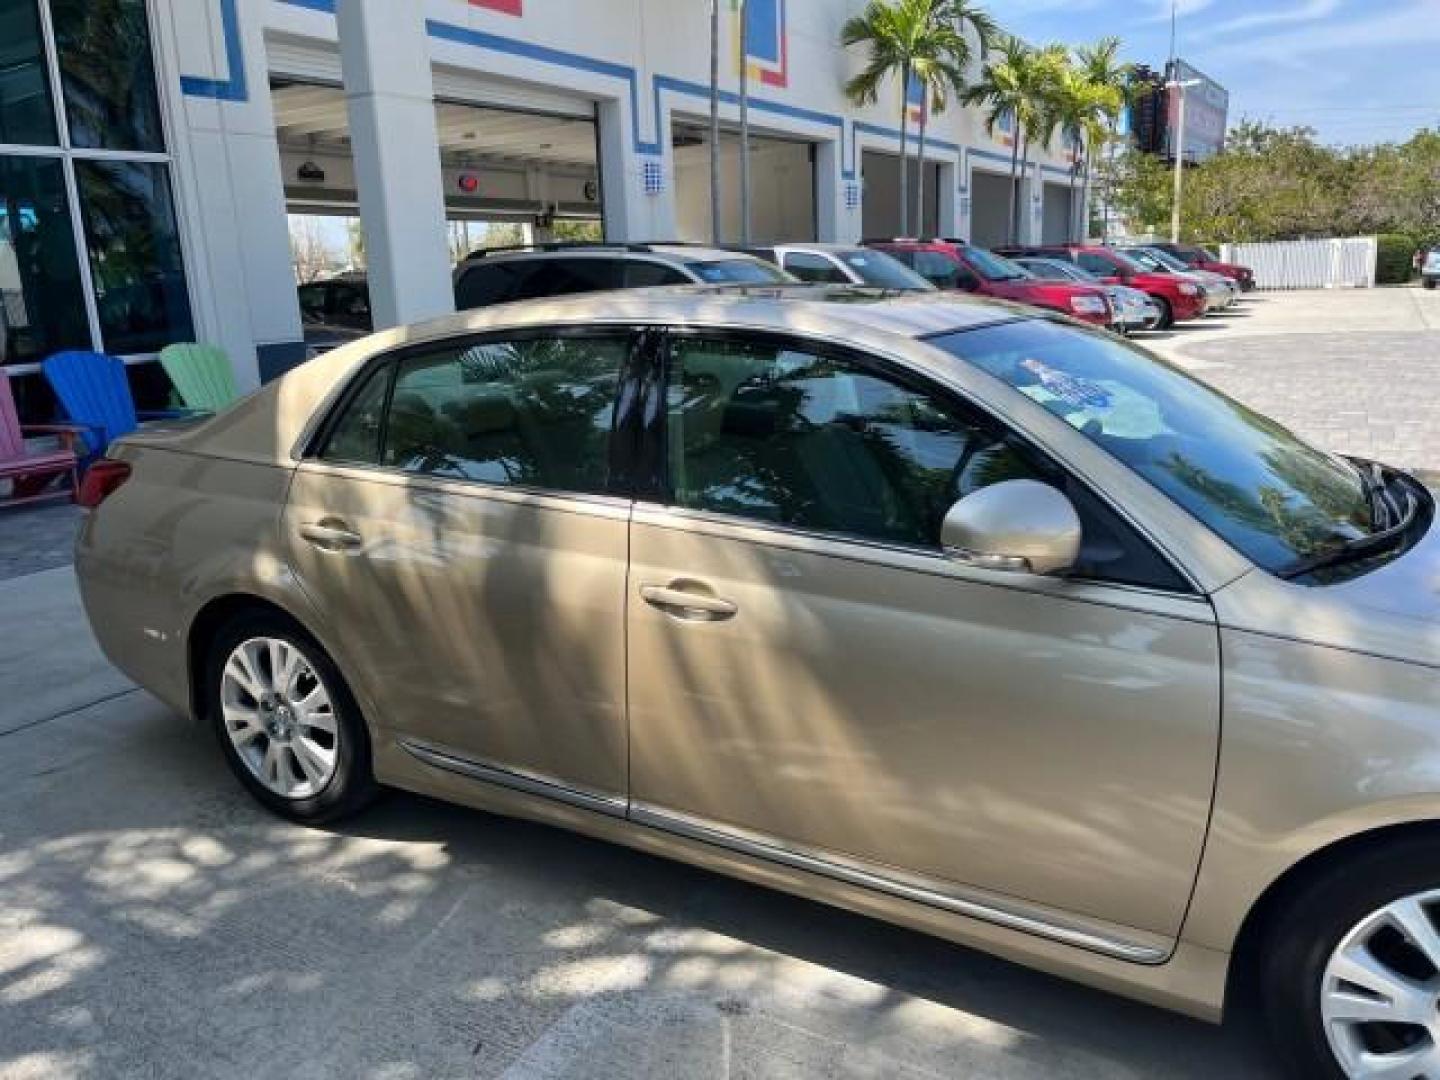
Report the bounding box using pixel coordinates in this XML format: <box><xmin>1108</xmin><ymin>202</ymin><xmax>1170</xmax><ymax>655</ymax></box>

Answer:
<box><xmin>963</xmin><ymin>38</ymin><xmax>1067</xmax><ymax>245</ymax></box>
<box><xmin>842</xmin><ymin>0</ymin><xmax>969</xmax><ymax>237</ymax></box>
<box><xmin>1073</xmin><ymin>36</ymin><xmax>1132</xmax><ymax>241</ymax></box>
<box><xmin>911</xmin><ymin>1</ymin><xmax>998</xmax><ymax>234</ymax></box>
<box><xmin>1049</xmin><ymin>64</ymin><xmax>1117</xmax><ymax>240</ymax></box>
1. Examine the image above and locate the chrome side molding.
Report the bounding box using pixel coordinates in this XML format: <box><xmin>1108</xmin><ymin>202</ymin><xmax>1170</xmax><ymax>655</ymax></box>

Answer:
<box><xmin>398</xmin><ymin>738</ymin><xmax>628</xmax><ymax>819</ymax></box>
<box><xmin>399</xmin><ymin>738</ymin><xmax>1170</xmax><ymax>966</ymax></box>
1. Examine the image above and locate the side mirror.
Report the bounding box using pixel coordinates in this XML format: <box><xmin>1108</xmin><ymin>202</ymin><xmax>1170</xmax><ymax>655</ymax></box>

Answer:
<box><xmin>940</xmin><ymin>480</ymin><xmax>1082</xmax><ymax>576</ymax></box>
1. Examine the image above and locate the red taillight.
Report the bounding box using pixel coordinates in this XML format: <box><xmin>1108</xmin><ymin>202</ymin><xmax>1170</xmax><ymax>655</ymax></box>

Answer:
<box><xmin>77</xmin><ymin>459</ymin><xmax>132</xmax><ymax>509</ymax></box>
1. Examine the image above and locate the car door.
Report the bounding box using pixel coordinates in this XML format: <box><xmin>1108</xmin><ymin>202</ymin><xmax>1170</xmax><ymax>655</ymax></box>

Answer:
<box><xmin>284</xmin><ymin>329</ymin><xmax>635</xmax><ymax>807</ymax></box>
<box><xmin>626</xmin><ymin>330</ymin><xmax>1220</xmax><ymax>947</ymax></box>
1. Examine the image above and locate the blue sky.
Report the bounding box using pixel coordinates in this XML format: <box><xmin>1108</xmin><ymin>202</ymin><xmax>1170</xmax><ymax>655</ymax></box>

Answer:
<box><xmin>996</xmin><ymin>0</ymin><xmax>1440</xmax><ymax>146</ymax></box>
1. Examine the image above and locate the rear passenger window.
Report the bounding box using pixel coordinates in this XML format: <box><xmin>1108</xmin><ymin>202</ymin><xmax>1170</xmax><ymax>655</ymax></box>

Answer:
<box><xmin>625</xmin><ymin>261</ymin><xmax>690</xmax><ymax>288</ymax></box>
<box><xmin>455</xmin><ymin>262</ymin><xmax>524</xmax><ymax>309</ymax></box>
<box><xmin>782</xmin><ymin>252</ymin><xmax>846</xmax><ymax>284</ymax></box>
<box><xmin>321</xmin><ymin>362</ymin><xmax>393</xmax><ymax>465</ymax></box>
<box><xmin>381</xmin><ymin>335</ymin><xmax>628</xmax><ymax>494</ymax></box>
<box><xmin>1077</xmin><ymin>254</ymin><xmax>1116</xmax><ymax>276</ymax></box>
<box><xmin>513</xmin><ymin>258</ymin><xmax>622</xmax><ymax>300</ymax></box>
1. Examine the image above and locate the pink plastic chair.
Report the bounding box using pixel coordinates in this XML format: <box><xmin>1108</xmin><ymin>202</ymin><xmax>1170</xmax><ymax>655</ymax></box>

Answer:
<box><xmin>0</xmin><ymin>373</ymin><xmax>82</xmax><ymax>508</ymax></box>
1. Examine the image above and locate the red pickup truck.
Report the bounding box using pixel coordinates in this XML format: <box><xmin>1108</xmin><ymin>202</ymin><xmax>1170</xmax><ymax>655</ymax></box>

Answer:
<box><xmin>866</xmin><ymin>240</ymin><xmax>1115</xmax><ymax>328</ymax></box>
<box><xmin>997</xmin><ymin>244</ymin><xmax>1207</xmax><ymax>328</ymax></box>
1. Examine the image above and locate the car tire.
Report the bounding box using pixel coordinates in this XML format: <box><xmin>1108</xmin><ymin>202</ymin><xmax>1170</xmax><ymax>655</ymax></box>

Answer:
<box><xmin>1260</xmin><ymin>837</ymin><xmax>1440</xmax><ymax>1079</ymax></box>
<box><xmin>206</xmin><ymin>611</ymin><xmax>378</xmax><ymax>824</ymax></box>
<box><xmin>1425</xmin><ymin>278</ymin><xmax>1437</xmax><ymax>290</ymax></box>
<box><xmin>1153</xmin><ymin>296</ymin><xmax>1174</xmax><ymax>329</ymax></box>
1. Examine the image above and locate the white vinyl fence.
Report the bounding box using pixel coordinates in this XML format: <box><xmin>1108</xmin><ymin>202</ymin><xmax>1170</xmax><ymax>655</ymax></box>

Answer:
<box><xmin>1219</xmin><ymin>237</ymin><xmax>1377</xmax><ymax>291</ymax></box>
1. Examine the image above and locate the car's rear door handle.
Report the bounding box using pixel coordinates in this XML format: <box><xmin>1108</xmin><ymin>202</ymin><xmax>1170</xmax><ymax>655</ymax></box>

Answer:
<box><xmin>299</xmin><ymin>519</ymin><xmax>363</xmax><ymax>552</ymax></box>
<box><xmin>640</xmin><ymin>583</ymin><xmax>738</xmax><ymax>621</ymax></box>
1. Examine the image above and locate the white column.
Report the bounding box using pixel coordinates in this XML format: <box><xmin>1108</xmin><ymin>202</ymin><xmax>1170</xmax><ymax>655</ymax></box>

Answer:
<box><xmin>814</xmin><ymin>139</ymin><xmax>851</xmax><ymax>242</ymax></box>
<box><xmin>155</xmin><ymin>0</ymin><xmax>302</xmax><ymax>388</ymax></box>
<box><xmin>337</xmin><ymin>0</ymin><xmax>452</xmax><ymax>328</ymax></box>
<box><xmin>936</xmin><ymin>160</ymin><xmax>959</xmax><ymax>240</ymax></box>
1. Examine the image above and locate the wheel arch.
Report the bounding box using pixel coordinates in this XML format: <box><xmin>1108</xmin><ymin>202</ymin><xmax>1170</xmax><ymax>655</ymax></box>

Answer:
<box><xmin>1224</xmin><ymin>818</ymin><xmax>1440</xmax><ymax>1017</ymax></box>
<box><xmin>187</xmin><ymin>593</ymin><xmax>331</xmax><ymax>725</ymax></box>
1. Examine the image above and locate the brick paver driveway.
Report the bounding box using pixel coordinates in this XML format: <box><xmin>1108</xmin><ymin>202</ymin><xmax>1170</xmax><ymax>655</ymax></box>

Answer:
<box><xmin>1146</xmin><ymin>286</ymin><xmax>1440</xmax><ymax>471</ymax></box>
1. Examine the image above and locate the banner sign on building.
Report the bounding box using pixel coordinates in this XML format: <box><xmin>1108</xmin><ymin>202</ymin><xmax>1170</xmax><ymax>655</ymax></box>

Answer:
<box><xmin>1166</xmin><ymin>58</ymin><xmax>1228</xmax><ymax>162</ymax></box>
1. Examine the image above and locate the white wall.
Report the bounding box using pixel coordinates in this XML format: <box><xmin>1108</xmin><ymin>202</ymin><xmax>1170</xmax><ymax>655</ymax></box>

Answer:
<box><xmin>673</xmin><ymin>136</ymin><xmax>815</xmax><ymax>244</ymax></box>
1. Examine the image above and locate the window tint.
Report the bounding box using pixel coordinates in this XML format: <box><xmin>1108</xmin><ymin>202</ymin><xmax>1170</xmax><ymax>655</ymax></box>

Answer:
<box><xmin>782</xmin><ymin>252</ymin><xmax>846</xmax><ymax>284</ymax></box>
<box><xmin>297</xmin><ymin>285</ymin><xmax>327</xmax><ymax>323</ymax></box>
<box><xmin>330</xmin><ymin>285</ymin><xmax>371</xmax><ymax>329</ymax></box>
<box><xmin>0</xmin><ymin>155</ymin><xmax>91</xmax><ymax>365</ymax></box>
<box><xmin>50</xmin><ymin>0</ymin><xmax>164</xmax><ymax>152</ymax></box>
<box><xmin>910</xmin><ymin>251</ymin><xmax>962</xmax><ymax>288</ymax></box>
<box><xmin>455</xmin><ymin>262</ymin><xmax>524</xmax><ymax>309</ymax></box>
<box><xmin>667</xmin><ymin>337</ymin><xmax>1039</xmax><ymax>548</ymax></box>
<box><xmin>383</xmin><ymin>335</ymin><xmax>626</xmax><ymax>494</ymax></box>
<box><xmin>685</xmin><ymin>258</ymin><xmax>789</xmax><ymax>284</ymax></box>
<box><xmin>1078</xmin><ymin>253</ymin><xmax>1118</xmax><ymax>277</ymax></box>
<box><xmin>321</xmin><ymin>362</ymin><xmax>392</xmax><ymax>465</ymax></box>
<box><xmin>624</xmin><ymin>260</ymin><xmax>689</xmax><ymax>288</ymax></box>
<box><xmin>667</xmin><ymin>335</ymin><xmax>1186</xmax><ymax>588</ymax></box>
<box><xmin>0</xmin><ymin>0</ymin><xmax>58</xmax><ymax>146</ymax></box>
<box><xmin>512</xmin><ymin>257</ymin><xmax>621</xmax><ymax>300</ymax></box>
<box><xmin>838</xmin><ymin>250</ymin><xmax>934</xmax><ymax>290</ymax></box>
<box><xmin>74</xmin><ymin>159</ymin><xmax>193</xmax><ymax>353</ymax></box>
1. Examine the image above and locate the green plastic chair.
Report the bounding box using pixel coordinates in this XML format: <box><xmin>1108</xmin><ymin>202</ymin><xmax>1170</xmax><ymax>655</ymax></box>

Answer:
<box><xmin>159</xmin><ymin>343</ymin><xmax>239</xmax><ymax>413</ymax></box>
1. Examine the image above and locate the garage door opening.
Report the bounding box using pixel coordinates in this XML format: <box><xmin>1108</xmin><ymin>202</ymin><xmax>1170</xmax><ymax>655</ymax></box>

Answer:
<box><xmin>672</xmin><ymin>121</ymin><xmax>816</xmax><ymax>244</ymax></box>
<box><xmin>273</xmin><ymin>78</ymin><xmax>603</xmax><ymax>282</ymax></box>
<box><xmin>1042</xmin><ymin>181</ymin><xmax>1078</xmax><ymax>244</ymax></box>
<box><xmin>861</xmin><ymin>149</ymin><xmax>941</xmax><ymax>240</ymax></box>
<box><xmin>969</xmin><ymin>169</ymin><xmax>1018</xmax><ymax>249</ymax></box>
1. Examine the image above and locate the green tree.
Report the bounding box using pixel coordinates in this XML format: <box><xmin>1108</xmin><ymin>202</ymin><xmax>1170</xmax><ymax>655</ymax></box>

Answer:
<box><xmin>963</xmin><ymin>38</ymin><xmax>1068</xmax><ymax>245</ymax></box>
<box><xmin>842</xmin><ymin>0</ymin><xmax>972</xmax><ymax>236</ymax></box>
<box><xmin>1072</xmin><ymin>37</ymin><xmax>1131</xmax><ymax>240</ymax></box>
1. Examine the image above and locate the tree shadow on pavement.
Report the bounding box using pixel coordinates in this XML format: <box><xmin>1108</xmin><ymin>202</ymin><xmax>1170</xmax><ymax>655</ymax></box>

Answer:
<box><xmin>1</xmin><ymin>698</ymin><xmax>1277</xmax><ymax>1079</ymax></box>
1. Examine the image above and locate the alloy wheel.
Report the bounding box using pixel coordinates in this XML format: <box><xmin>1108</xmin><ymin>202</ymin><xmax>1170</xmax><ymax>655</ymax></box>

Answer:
<box><xmin>220</xmin><ymin>636</ymin><xmax>339</xmax><ymax>800</ymax></box>
<box><xmin>1322</xmin><ymin>890</ymin><xmax>1440</xmax><ymax>1078</ymax></box>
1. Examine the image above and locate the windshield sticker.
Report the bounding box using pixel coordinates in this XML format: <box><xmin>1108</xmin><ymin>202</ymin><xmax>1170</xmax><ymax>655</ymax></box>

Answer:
<box><xmin>1020</xmin><ymin>357</ymin><xmax>1113</xmax><ymax>409</ymax></box>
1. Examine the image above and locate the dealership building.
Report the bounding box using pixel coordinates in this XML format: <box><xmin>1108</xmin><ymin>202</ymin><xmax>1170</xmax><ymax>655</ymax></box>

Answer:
<box><xmin>1</xmin><ymin>0</ymin><xmax>1085</xmax><ymax>412</ymax></box>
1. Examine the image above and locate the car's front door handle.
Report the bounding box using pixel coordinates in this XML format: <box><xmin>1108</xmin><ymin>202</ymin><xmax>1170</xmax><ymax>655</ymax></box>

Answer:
<box><xmin>640</xmin><ymin>583</ymin><xmax>738</xmax><ymax>621</ymax></box>
<box><xmin>299</xmin><ymin>519</ymin><xmax>363</xmax><ymax>553</ymax></box>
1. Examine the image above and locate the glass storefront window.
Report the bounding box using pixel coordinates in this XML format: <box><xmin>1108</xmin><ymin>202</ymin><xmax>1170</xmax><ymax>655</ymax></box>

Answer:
<box><xmin>75</xmin><ymin>159</ymin><xmax>192</xmax><ymax>355</ymax></box>
<box><xmin>0</xmin><ymin>155</ymin><xmax>91</xmax><ymax>365</ymax></box>
<box><xmin>0</xmin><ymin>0</ymin><xmax>59</xmax><ymax>146</ymax></box>
<box><xmin>50</xmin><ymin>0</ymin><xmax>164</xmax><ymax>152</ymax></box>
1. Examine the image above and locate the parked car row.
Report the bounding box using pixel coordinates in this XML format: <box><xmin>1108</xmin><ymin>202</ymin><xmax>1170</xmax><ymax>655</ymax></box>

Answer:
<box><xmin>297</xmin><ymin>238</ymin><xmax>1255</xmax><ymax>357</ymax></box>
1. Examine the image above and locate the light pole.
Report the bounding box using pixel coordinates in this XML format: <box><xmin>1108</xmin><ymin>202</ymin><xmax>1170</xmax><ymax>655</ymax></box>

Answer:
<box><xmin>1167</xmin><ymin>76</ymin><xmax>1201</xmax><ymax>243</ymax></box>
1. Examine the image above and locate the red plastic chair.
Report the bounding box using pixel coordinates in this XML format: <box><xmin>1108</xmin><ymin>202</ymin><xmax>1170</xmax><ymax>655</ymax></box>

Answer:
<box><xmin>0</xmin><ymin>373</ymin><xmax>82</xmax><ymax>508</ymax></box>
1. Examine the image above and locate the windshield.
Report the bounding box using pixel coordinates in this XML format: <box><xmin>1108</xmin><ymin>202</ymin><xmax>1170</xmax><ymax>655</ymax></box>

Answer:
<box><xmin>930</xmin><ymin>320</ymin><xmax>1375</xmax><ymax>574</ymax></box>
<box><xmin>687</xmin><ymin>258</ymin><xmax>791</xmax><ymax>284</ymax></box>
<box><xmin>839</xmin><ymin>250</ymin><xmax>935</xmax><ymax>290</ymax></box>
<box><xmin>1122</xmin><ymin>249</ymin><xmax>1166</xmax><ymax>272</ymax></box>
<box><xmin>1142</xmin><ymin>248</ymin><xmax>1192</xmax><ymax>273</ymax></box>
<box><xmin>964</xmin><ymin>247</ymin><xmax>1029</xmax><ymax>282</ymax></box>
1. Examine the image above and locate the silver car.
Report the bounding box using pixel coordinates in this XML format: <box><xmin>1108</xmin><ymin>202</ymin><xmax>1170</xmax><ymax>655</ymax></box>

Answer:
<box><xmin>1012</xmin><ymin>255</ymin><xmax>1162</xmax><ymax>332</ymax></box>
<box><xmin>77</xmin><ymin>286</ymin><xmax>1440</xmax><ymax>1080</ymax></box>
<box><xmin>1123</xmin><ymin>246</ymin><xmax>1239</xmax><ymax>310</ymax></box>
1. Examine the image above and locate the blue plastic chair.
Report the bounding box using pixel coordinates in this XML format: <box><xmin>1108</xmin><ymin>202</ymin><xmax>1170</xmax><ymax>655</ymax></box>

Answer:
<box><xmin>42</xmin><ymin>351</ymin><xmax>199</xmax><ymax>463</ymax></box>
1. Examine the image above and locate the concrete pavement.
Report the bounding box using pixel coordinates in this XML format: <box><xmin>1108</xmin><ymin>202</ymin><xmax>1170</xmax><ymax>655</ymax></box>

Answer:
<box><xmin>0</xmin><ymin>566</ymin><xmax>1274</xmax><ymax>1078</ymax></box>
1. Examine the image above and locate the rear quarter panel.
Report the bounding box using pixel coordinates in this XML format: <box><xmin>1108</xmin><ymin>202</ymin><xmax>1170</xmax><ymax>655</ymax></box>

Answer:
<box><xmin>75</xmin><ymin>445</ymin><xmax>309</xmax><ymax>717</ymax></box>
